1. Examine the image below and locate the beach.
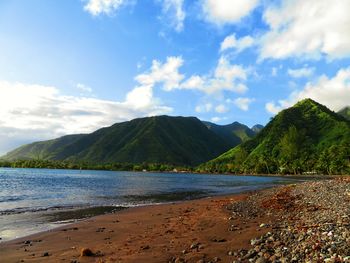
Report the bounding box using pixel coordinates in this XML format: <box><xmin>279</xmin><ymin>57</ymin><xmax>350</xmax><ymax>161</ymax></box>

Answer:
<box><xmin>1</xmin><ymin>177</ymin><xmax>349</xmax><ymax>262</ymax></box>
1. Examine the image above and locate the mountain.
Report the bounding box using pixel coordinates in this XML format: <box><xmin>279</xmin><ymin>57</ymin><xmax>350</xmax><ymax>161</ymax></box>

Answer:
<box><xmin>202</xmin><ymin>121</ymin><xmax>256</xmax><ymax>147</ymax></box>
<box><xmin>199</xmin><ymin>99</ymin><xmax>350</xmax><ymax>175</ymax></box>
<box><xmin>251</xmin><ymin>124</ymin><xmax>264</xmax><ymax>133</ymax></box>
<box><xmin>338</xmin><ymin>107</ymin><xmax>350</xmax><ymax>120</ymax></box>
<box><xmin>3</xmin><ymin>116</ymin><xmax>236</xmax><ymax>166</ymax></box>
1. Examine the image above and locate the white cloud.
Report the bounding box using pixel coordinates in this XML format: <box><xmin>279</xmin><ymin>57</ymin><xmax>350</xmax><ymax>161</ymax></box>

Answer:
<box><xmin>195</xmin><ymin>103</ymin><xmax>213</xmax><ymax>113</ymax></box>
<box><xmin>76</xmin><ymin>83</ymin><xmax>93</xmax><ymax>93</ymax></box>
<box><xmin>135</xmin><ymin>56</ymin><xmax>185</xmax><ymax>91</ymax></box>
<box><xmin>288</xmin><ymin>67</ymin><xmax>315</xmax><ymax>78</ymax></box>
<box><xmin>260</xmin><ymin>0</ymin><xmax>350</xmax><ymax>60</ymax></box>
<box><xmin>0</xmin><ymin>81</ymin><xmax>172</xmax><ymax>155</ymax></box>
<box><xmin>265</xmin><ymin>67</ymin><xmax>350</xmax><ymax>114</ymax></box>
<box><xmin>181</xmin><ymin>75</ymin><xmax>205</xmax><ymax>90</ymax></box>
<box><xmin>215</xmin><ymin>104</ymin><xmax>229</xmax><ymax>113</ymax></box>
<box><xmin>233</xmin><ymin>97</ymin><xmax>255</xmax><ymax>111</ymax></box>
<box><xmin>211</xmin><ymin>116</ymin><xmax>227</xmax><ymax>123</ymax></box>
<box><xmin>180</xmin><ymin>56</ymin><xmax>249</xmax><ymax>95</ymax></box>
<box><xmin>202</xmin><ymin>0</ymin><xmax>259</xmax><ymax>25</ymax></box>
<box><xmin>220</xmin><ymin>34</ymin><xmax>254</xmax><ymax>53</ymax></box>
<box><xmin>265</xmin><ymin>101</ymin><xmax>288</xmax><ymax>115</ymax></box>
<box><xmin>84</xmin><ymin>0</ymin><xmax>131</xmax><ymax>16</ymax></box>
<box><xmin>160</xmin><ymin>0</ymin><xmax>186</xmax><ymax>32</ymax></box>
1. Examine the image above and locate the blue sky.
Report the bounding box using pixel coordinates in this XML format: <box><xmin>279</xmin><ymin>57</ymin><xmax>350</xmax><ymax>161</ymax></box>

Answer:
<box><xmin>0</xmin><ymin>0</ymin><xmax>350</xmax><ymax>154</ymax></box>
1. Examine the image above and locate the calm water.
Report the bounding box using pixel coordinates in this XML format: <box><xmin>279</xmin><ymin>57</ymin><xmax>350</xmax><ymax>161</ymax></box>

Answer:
<box><xmin>0</xmin><ymin>168</ymin><xmax>305</xmax><ymax>241</ymax></box>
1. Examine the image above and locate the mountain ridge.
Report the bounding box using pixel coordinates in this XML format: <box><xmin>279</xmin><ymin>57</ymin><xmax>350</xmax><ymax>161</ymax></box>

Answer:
<box><xmin>3</xmin><ymin>115</ymin><xmax>254</xmax><ymax>166</ymax></box>
<box><xmin>199</xmin><ymin>99</ymin><xmax>350</xmax><ymax>175</ymax></box>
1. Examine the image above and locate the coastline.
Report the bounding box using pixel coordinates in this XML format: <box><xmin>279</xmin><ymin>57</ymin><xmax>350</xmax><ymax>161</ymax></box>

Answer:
<box><xmin>0</xmin><ymin>191</ymin><xmax>275</xmax><ymax>263</ymax></box>
<box><xmin>1</xmin><ymin>177</ymin><xmax>349</xmax><ymax>262</ymax></box>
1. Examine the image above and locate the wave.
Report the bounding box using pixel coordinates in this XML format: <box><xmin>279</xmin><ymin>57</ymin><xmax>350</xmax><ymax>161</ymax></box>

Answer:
<box><xmin>0</xmin><ymin>196</ymin><xmax>25</xmax><ymax>203</ymax></box>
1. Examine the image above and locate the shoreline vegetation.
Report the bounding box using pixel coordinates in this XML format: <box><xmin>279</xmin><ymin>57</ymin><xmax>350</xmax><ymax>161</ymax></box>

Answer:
<box><xmin>0</xmin><ymin>159</ymin><xmax>348</xmax><ymax>176</ymax></box>
<box><xmin>0</xmin><ymin>178</ymin><xmax>349</xmax><ymax>262</ymax></box>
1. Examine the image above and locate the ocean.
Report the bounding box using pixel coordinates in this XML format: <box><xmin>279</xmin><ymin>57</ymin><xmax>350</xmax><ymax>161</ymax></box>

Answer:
<box><xmin>0</xmin><ymin>168</ymin><xmax>305</xmax><ymax>241</ymax></box>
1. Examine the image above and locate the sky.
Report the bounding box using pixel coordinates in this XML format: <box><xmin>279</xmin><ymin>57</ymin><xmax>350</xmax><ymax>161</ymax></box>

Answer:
<box><xmin>0</xmin><ymin>0</ymin><xmax>350</xmax><ymax>154</ymax></box>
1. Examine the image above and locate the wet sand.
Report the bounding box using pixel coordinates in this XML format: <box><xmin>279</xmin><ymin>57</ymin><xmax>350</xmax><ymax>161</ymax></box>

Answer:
<box><xmin>0</xmin><ymin>192</ymin><xmax>275</xmax><ymax>262</ymax></box>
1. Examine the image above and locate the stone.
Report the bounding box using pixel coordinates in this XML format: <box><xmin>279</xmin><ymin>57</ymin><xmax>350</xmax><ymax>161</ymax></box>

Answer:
<box><xmin>80</xmin><ymin>248</ymin><xmax>94</xmax><ymax>257</ymax></box>
<box><xmin>255</xmin><ymin>257</ymin><xmax>267</xmax><ymax>263</ymax></box>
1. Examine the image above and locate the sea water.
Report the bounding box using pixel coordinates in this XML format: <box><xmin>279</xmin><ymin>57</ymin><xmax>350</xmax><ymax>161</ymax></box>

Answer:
<box><xmin>0</xmin><ymin>168</ymin><xmax>305</xmax><ymax>241</ymax></box>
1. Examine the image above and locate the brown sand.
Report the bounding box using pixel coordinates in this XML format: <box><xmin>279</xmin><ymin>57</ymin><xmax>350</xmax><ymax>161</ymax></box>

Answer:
<box><xmin>0</xmin><ymin>193</ymin><xmax>274</xmax><ymax>262</ymax></box>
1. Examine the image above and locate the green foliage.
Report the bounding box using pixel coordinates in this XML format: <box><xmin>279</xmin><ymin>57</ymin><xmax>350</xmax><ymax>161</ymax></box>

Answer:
<box><xmin>338</xmin><ymin>106</ymin><xmax>350</xmax><ymax>120</ymax></box>
<box><xmin>0</xmin><ymin>159</ymin><xmax>194</xmax><ymax>172</ymax></box>
<box><xmin>202</xmin><ymin>121</ymin><xmax>257</xmax><ymax>147</ymax></box>
<box><xmin>2</xmin><ymin>116</ymin><xmax>233</xmax><ymax>166</ymax></box>
<box><xmin>199</xmin><ymin>99</ymin><xmax>350</xmax><ymax>175</ymax></box>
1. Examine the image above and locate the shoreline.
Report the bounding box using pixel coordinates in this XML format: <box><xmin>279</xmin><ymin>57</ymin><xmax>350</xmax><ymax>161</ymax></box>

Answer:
<box><xmin>1</xmin><ymin>177</ymin><xmax>348</xmax><ymax>262</ymax></box>
<box><xmin>0</xmin><ymin>189</ymin><xmax>261</xmax><ymax>243</ymax></box>
<box><xmin>0</xmin><ymin>190</ymin><xmax>275</xmax><ymax>262</ymax></box>
<box><xmin>1</xmin><ymin>165</ymin><xmax>345</xmax><ymax>177</ymax></box>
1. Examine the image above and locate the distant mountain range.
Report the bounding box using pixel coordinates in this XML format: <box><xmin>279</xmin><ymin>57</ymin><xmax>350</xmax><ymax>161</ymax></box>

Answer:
<box><xmin>199</xmin><ymin>99</ymin><xmax>350</xmax><ymax>175</ymax></box>
<box><xmin>2</xmin><ymin>116</ymin><xmax>260</xmax><ymax>166</ymax></box>
<box><xmin>3</xmin><ymin>99</ymin><xmax>349</xmax><ymax>175</ymax></box>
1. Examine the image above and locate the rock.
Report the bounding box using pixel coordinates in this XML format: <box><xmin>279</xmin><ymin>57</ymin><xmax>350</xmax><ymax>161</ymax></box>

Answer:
<box><xmin>211</xmin><ymin>237</ymin><xmax>226</xmax><ymax>242</ymax></box>
<box><xmin>190</xmin><ymin>242</ymin><xmax>200</xmax><ymax>249</ymax></box>
<box><xmin>42</xmin><ymin>252</ymin><xmax>50</xmax><ymax>257</ymax></box>
<box><xmin>174</xmin><ymin>257</ymin><xmax>185</xmax><ymax>263</ymax></box>
<box><xmin>80</xmin><ymin>248</ymin><xmax>94</xmax><ymax>257</ymax></box>
<box><xmin>255</xmin><ymin>257</ymin><xmax>267</xmax><ymax>263</ymax></box>
<box><xmin>141</xmin><ymin>245</ymin><xmax>150</xmax><ymax>250</ymax></box>
<box><xmin>24</xmin><ymin>240</ymin><xmax>31</xmax><ymax>245</ymax></box>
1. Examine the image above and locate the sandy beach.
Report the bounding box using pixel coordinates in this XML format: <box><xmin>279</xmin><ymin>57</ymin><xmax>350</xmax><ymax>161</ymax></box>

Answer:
<box><xmin>0</xmin><ymin>191</ymin><xmax>274</xmax><ymax>263</ymax></box>
<box><xmin>1</xmin><ymin>177</ymin><xmax>349</xmax><ymax>263</ymax></box>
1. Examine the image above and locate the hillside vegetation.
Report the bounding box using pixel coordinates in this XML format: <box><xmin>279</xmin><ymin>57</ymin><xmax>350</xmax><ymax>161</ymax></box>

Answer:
<box><xmin>3</xmin><ymin>116</ymin><xmax>252</xmax><ymax>166</ymax></box>
<box><xmin>199</xmin><ymin>99</ymin><xmax>350</xmax><ymax>175</ymax></box>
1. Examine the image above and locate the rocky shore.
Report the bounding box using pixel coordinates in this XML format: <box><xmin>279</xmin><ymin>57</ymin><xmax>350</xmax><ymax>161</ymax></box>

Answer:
<box><xmin>227</xmin><ymin>177</ymin><xmax>350</xmax><ymax>263</ymax></box>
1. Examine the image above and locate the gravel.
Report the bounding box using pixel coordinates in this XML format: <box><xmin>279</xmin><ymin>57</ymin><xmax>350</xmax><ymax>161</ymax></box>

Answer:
<box><xmin>227</xmin><ymin>177</ymin><xmax>350</xmax><ymax>263</ymax></box>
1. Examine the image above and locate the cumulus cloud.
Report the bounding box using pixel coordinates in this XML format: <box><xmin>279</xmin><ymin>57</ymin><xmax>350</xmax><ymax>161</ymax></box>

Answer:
<box><xmin>180</xmin><ymin>56</ymin><xmax>249</xmax><ymax>95</ymax></box>
<box><xmin>135</xmin><ymin>56</ymin><xmax>185</xmax><ymax>91</ymax></box>
<box><xmin>288</xmin><ymin>67</ymin><xmax>315</xmax><ymax>78</ymax></box>
<box><xmin>160</xmin><ymin>0</ymin><xmax>186</xmax><ymax>32</ymax></box>
<box><xmin>232</xmin><ymin>97</ymin><xmax>255</xmax><ymax>111</ymax></box>
<box><xmin>260</xmin><ymin>0</ymin><xmax>350</xmax><ymax>60</ymax></box>
<box><xmin>265</xmin><ymin>67</ymin><xmax>350</xmax><ymax>114</ymax></box>
<box><xmin>202</xmin><ymin>0</ymin><xmax>259</xmax><ymax>25</ymax></box>
<box><xmin>220</xmin><ymin>34</ymin><xmax>254</xmax><ymax>53</ymax></box>
<box><xmin>215</xmin><ymin>104</ymin><xmax>229</xmax><ymax>113</ymax></box>
<box><xmin>0</xmin><ymin>80</ymin><xmax>172</xmax><ymax>155</ymax></box>
<box><xmin>84</xmin><ymin>0</ymin><xmax>132</xmax><ymax>16</ymax></box>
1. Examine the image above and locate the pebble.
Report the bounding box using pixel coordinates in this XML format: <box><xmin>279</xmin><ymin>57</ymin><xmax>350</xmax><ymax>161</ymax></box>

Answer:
<box><xmin>227</xmin><ymin>179</ymin><xmax>350</xmax><ymax>262</ymax></box>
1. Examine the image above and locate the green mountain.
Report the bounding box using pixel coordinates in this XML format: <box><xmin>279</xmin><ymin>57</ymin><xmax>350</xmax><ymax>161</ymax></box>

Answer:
<box><xmin>338</xmin><ymin>106</ymin><xmax>350</xmax><ymax>120</ymax></box>
<box><xmin>200</xmin><ymin>99</ymin><xmax>350</xmax><ymax>175</ymax></box>
<box><xmin>3</xmin><ymin>116</ymin><xmax>236</xmax><ymax>166</ymax></box>
<box><xmin>251</xmin><ymin>124</ymin><xmax>264</xmax><ymax>133</ymax></box>
<box><xmin>202</xmin><ymin>121</ymin><xmax>256</xmax><ymax>147</ymax></box>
